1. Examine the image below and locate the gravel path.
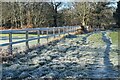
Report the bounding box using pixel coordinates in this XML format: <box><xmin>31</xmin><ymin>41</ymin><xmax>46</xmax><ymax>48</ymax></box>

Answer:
<box><xmin>2</xmin><ymin>31</ymin><xmax>119</xmax><ymax>79</ymax></box>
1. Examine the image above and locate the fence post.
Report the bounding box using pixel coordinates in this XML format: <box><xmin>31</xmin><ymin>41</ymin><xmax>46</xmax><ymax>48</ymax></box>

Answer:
<box><xmin>75</xmin><ymin>26</ymin><xmax>76</xmax><ymax>31</ymax></box>
<box><xmin>26</xmin><ymin>31</ymin><xmax>29</xmax><ymax>49</ymax></box>
<box><xmin>41</xmin><ymin>30</ymin><xmax>44</xmax><ymax>35</ymax></box>
<box><xmin>53</xmin><ymin>27</ymin><xmax>55</xmax><ymax>38</ymax></box>
<box><xmin>72</xmin><ymin>27</ymin><xmax>73</xmax><ymax>32</ymax></box>
<box><xmin>67</xmin><ymin>27</ymin><xmax>69</xmax><ymax>35</ymax></box>
<box><xmin>69</xmin><ymin>27</ymin><xmax>71</xmax><ymax>34</ymax></box>
<box><xmin>71</xmin><ymin>26</ymin><xmax>74</xmax><ymax>32</ymax></box>
<box><xmin>63</xmin><ymin>27</ymin><xmax>65</xmax><ymax>34</ymax></box>
<box><xmin>37</xmin><ymin>30</ymin><xmax>40</xmax><ymax>44</ymax></box>
<box><xmin>58</xmin><ymin>27</ymin><xmax>60</xmax><ymax>37</ymax></box>
<box><xmin>73</xmin><ymin>27</ymin><xmax>76</xmax><ymax>32</ymax></box>
<box><xmin>46</xmin><ymin>27</ymin><xmax>49</xmax><ymax>43</ymax></box>
<box><xmin>9</xmin><ymin>32</ymin><xmax>12</xmax><ymax>54</ymax></box>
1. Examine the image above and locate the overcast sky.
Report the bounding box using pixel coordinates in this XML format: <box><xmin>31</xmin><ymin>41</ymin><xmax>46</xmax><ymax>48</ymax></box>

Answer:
<box><xmin>57</xmin><ymin>0</ymin><xmax>119</xmax><ymax>11</ymax></box>
<box><xmin>2</xmin><ymin>0</ymin><xmax>119</xmax><ymax>8</ymax></box>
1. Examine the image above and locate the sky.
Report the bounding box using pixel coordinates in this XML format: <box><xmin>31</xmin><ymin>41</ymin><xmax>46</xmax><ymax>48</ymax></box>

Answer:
<box><xmin>57</xmin><ymin>0</ymin><xmax>119</xmax><ymax>11</ymax></box>
<box><xmin>2</xmin><ymin>0</ymin><xmax>119</xmax><ymax>8</ymax></box>
<box><xmin>51</xmin><ymin>0</ymin><xmax>119</xmax><ymax>10</ymax></box>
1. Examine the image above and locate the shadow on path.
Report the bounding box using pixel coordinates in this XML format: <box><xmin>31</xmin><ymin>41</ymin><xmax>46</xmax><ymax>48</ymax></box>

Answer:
<box><xmin>102</xmin><ymin>32</ymin><xmax>118</xmax><ymax>78</ymax></box>
<box><xmin>65</xmin><ymin>34</ymin><xmax>77</xmax><ymax>39</ymax></box>
<box><xmin>102</xmin><ymin>32</ymin><xmax>112</xmax><ymax>67</ymax></box>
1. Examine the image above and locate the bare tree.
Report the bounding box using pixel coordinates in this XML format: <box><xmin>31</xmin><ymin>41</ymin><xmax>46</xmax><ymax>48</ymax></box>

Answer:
<box><xmin>50</xmin><ymin>2</ymin><xmax>62</xmax><ymax>27</ymax></box>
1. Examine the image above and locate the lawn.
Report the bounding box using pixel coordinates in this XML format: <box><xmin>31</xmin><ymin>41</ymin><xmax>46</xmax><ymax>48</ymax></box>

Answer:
<box><xmin>0</xmin><ymin>33</ymin><xmax>45</xmax><ymax>37</ymax></box>
<box><xmin>107</xmin><ymin>31</ymin><xmax>118</xmax><ymax>45</ymax></box>
<box><xmin>0</xmin><ymin>33</ymin><xmax>61</xmax><ymax>53</ymax></box>
<box><xmin>87</xmin><ymin>32</ymin><xmax>105</xmax><ymax>47</ymax></box>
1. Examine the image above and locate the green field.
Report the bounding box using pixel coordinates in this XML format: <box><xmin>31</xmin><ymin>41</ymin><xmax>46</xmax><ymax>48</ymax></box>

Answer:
<box><xmin>107</xmin><ymin>31</ymin><xmax>118</xmax><ymax>45</ymax></box>
<box><xmin>0</xmin><ymin>33</ymin><xmax>54</xmax><ymax>52</ymax></box>
<box><xmin>107</xmin><ymin>31</ymin><xmax>119</xmax><ymax>67</ymax></box>
<box><xmin>0</xmin><ymin>33</ymin><xmax>46</xmax><ymax>37</ymax></box>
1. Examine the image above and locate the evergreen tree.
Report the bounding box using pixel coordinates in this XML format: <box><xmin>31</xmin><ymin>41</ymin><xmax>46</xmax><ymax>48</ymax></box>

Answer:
<box><xmin>92</xmin><ymin>2</ymin><xmax>114</xmax><ymax>29</ymax></box>
<box><xmin>114</xmin><ymin>1</ymin><xmax>120</xmax><ymax>27</ymax></box>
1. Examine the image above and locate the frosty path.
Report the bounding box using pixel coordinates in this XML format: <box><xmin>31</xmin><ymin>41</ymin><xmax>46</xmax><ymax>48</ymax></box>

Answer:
<box><xmin>2</xmin><ymin>31</ymin><xmax>119</xmax><ymax>79</ymax></box>
<box><xmin>87</xmin><ymin>32</ymin><xmax>118</xmax><ymax>78</ymax></box>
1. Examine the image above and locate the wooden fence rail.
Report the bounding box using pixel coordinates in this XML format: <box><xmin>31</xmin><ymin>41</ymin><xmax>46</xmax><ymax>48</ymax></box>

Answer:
<box><xmin>0</xmin><ymin>26</ymin><xmax>80</xmax><ymax>54</ymax></box>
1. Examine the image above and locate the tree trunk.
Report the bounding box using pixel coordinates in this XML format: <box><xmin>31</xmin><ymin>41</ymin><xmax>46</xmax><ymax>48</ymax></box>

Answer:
<box><xmin>53</xmin><ymin>6</ymin><xmax>57</xmax><ymax>27</ymax></box>
<box><xmin>19</xmin><ymin>3</ymin><xmax>23</xmax><ymax>29</ymax></box>
<box><xmin>27</xmin><ymin>10</ymin><xmax>31</xmax><ymax>28</ymax></box>
<box><xmin>34</xmin><ymin>16</ymin><xmax>37</xmax><ymax>28</ymax></box>
<box><xmin>3</xmin><ymin>19</ymin><xmax>5</xmax><ymax>25</ymax></box>
<box><xmin>82</xmin><ymin>16</ymin><xmax>85</xmax><ymax>26</ymax></box>
<box><xmin>12</xmin><ymin>3</ymin><xmax>17</xmax><ymax>28</ymax></box>
<box><xmin>82</xmin><ymin>4</ymin><xmax>86</xmax><ymax>26</ymax></box>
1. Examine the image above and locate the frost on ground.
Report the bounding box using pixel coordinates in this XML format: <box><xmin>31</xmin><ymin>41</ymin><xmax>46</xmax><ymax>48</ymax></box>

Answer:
<box><xmin>2</xmin><ymin>31</ymin><xmax>119</xmax><ymax>79</ymax></box>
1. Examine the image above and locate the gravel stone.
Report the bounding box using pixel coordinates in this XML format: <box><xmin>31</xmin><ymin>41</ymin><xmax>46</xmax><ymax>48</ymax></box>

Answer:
<box><xmin>19</xmin><ymin>72</ymin><xmax>30</xmax><ymax>78</ymax></box>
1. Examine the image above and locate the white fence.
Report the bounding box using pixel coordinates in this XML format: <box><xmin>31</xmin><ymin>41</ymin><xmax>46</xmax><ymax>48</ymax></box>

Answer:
<box><xmin>0</xmin><ymin>26</ymin><xmax>80</xmax><ymax>54</ymax></box>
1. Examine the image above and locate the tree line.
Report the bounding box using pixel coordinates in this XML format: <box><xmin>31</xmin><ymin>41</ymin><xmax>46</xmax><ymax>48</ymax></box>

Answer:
<box><xmin>1</xmin><ymin>2</ymin><xmax>119</xmax><ymax>29</ymax></box>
